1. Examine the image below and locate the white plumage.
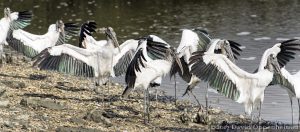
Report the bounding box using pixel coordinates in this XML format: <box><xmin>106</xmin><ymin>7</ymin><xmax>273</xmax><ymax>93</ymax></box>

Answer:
<box><xmin>7</xmin><ymin>20</ymin><xmax>78</xmax><ymax>58</ymax></box>
<box><xmin>13</xmin><ymin>24</ymin><xmax>60</xmax><ymax>52</ymax></box>
<box><xmin>33</xmin><ymin>27</ymin><xmax>139</xmax><ymax>85</ymax></box>
<box><xmin>0</xmin><ymin>8</ymin><xmax>32</xmax><ymax>59</ymax></box>
<box><xmin>172</xmin><ymin>29</ymin><xmax>242</xmax><ymax>97</ymax></box>
<box><xmin>122</xmin><ymin>35</ymin><xmax>183</xmax><ymax>123</ymax></box>
<box><xmin>273</xmin><ymin>67</ymin><xmax>300</xmax><ymax>124</ymax></box>
<box><xmin>189</xmin><ymin>39</ymin><xmax>300</xmax><ymax>116</ymax></box>
<box><xmin>280</xmin><ymin>68</ymin><xmax>300</xmax><ymax>98</ymax></box>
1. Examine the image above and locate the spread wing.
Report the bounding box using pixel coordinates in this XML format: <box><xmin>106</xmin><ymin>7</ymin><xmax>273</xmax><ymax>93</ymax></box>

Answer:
<box><xmin>277</xmin><ymin>39</ymin><xmax>300</xmax><ymax>68</ymax></box>
<box><xmin>78</xmin><ymin>21</ymin><xmax>97</xmax><ymax>48</ymax></box>
<box><xmin>9</xmin><ymin>11</ymin><xmax>32</xmax><ymax>30</ymax></box>
<box><xmin>227</xmin><ymin>40</ymin><xmax>242</xmax><ymax>60</ymax></box>
<box><xmin>55</xmin><ymin>23</ymin><xmax>79</xmax><ymax>45</ymax></box>
<box><xmin>170</xmin><ymin>57</ymin><xmax>191</xmax><ymax>82</ymax></box>
<box><xmin>113</xmin><ymin>39</ymin><xmax>138</xmax><ymax>76</ymax></box>
<box><xmin>7</xmin><ymin>29</ymin><xmax>52</xmax><ymax>58</ymax></box>
<box><xmin>189</xmin><ymin>51</ymin><xmax>240</xmax><ymax>100</ymax></box>
<box><xmin>33</xmin><ymin>44</ymin><xmax>95</xmax><ymax>77</ymax></box>
<box><xmin>271</xmin><ymin>70</ymin><xmax>295</xmax><ymax>96</ymax></box>
<box><xmin>125</xmin><ymin>48</ymin><xmax>146</xmax><ymax>88</ymax></box>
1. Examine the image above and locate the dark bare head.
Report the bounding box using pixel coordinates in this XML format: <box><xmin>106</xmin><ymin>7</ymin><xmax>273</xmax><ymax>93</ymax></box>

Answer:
<box><xmin>105</xmin><ymin>27</ymin><xmax>120</xmax><ymax>50</ymax></box>
<box><xmin>4</xmin><ymin>8</ymin><xmax>10</xmax><ymax>18</ymax></box>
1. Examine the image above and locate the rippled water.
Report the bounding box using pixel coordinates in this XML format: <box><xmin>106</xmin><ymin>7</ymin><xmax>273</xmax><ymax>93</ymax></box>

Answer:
<box><xmin>2</xmin><ymin>0</ymin><xmax>300</xmax><ymax>123</ymax></box>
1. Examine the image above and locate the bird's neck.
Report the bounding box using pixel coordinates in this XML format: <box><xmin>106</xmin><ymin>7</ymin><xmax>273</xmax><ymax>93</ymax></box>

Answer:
<box><xmin>46</xmin><ymin>31</ymin><xmax>60</xmax><ymax>43</ymax></box>
<box><xmin>106</xmin><ymin>38</ymin><xmax>115</xmax><ymax>49</ymax></box>
<box><xmin>258</xmin><ymin>49</ymin><xmax>271</xmax><ymax>72</ymax></box>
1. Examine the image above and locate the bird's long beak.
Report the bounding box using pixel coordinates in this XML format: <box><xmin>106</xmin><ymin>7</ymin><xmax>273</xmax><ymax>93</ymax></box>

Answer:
<box><xmin>173</xmin><ymin>51</ymin><xmax>184</xmax><ymax>75</ymax></box>
<box><xmin>176</xmin><ymin>46</ymin><xmax>187</xmax><ymax>58</ymax></box>
<box><xmin>272</xmin><ymin>58</ymin><xmax>281</xmax><ymax>75</ymax></box>
<box><xmin>106</xmin><ymin>27</ymin><xmax>120</xmax><ymax>51</ymax></box>
<box><xmin>58</xmin><ymin>21</ymin><xmax>66</xmax><ymax>42</ymax></box>
<box><xmin>60</xmin><ymin>25</ymin><xmax>65</xmax><ymax>38</ymax></box>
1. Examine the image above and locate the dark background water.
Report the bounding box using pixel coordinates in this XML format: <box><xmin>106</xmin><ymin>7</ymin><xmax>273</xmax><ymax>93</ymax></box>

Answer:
<box><xmin>2</xmin><ymin>0</ymin><xmax>300</xmax><ymax>123</ymax></box>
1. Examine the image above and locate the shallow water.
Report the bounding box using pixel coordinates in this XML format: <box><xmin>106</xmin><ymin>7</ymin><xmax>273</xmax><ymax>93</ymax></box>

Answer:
<box><xmin>2</xmin><ymin>0</ymin><xmax>300</xmax><ymax>123</ymax></box>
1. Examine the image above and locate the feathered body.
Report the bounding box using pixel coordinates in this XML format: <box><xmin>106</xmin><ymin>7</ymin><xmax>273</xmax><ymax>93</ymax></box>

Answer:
<box><xmin>33</xmin><ymin>27</ymin><xmax>139</xmax><ymax>85</ymax></box>
<box><xmin>171</xmin><ymin>29</ymin><xmax>242</xmax><ymax>96</ymax></box>
<box><xmin>122</xmin><ymin>35</ymin><xmax>183</xmax><ymax>97</ymax></box>
<box><xmin>7</xmin><ymin>20</ymin><xmax>78</xmax><ymax>58</ymax></box>
<box><xmin>189</xmin><ymin>39</ymin><xmax>300</xmax><ymax>114</ymax></box>
<box><xmin>0</xmin><ymin>8</ymin><xmax>32</xmax><ymax>58</ymax></box>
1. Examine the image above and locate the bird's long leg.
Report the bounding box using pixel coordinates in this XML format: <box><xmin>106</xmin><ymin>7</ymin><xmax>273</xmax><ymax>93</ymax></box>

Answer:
<box><xmin>0</xmin><ymin>44</ymin><xmax>3</xmax><ymax>67</ymax></box>
<box><xmin>155</xmin><ymin>85</ymin><xmax>160</xmax><ymax>108</ymax></box>
<box><xmin>258</xmin><ymin>101</ymin><xmax>262</xmax><ymax>132</ymax></box>
<box><xmin>174</xmin><ymin>75</ymin><xmax>177</xmax><ymax>105</ymax></box>
<box><xmin>250</xmin><ymin>112</ymin><xmax>253</xmax><ymax>131</ymax></box>
<box><xmin>205</xmin><ymin>83</ymin><xmax>209</xmax><ymax>116</ymax></box>
<box><xmin>298</xmin><ymin>99</ymin><xmax>300</xmax><ymax>129</ymax></box>
<box><xmin>144</xmin><ymin>87</ymin><xmax>150</xmax><ymax>124</ymax></box>
<box><xmin>107</xmin><ymin>77</ymin><xmax>111</xmax><ymax>106</ymax></box>
<box><xmin>108</xmin><ymin>56</ymin><xmax>113</xmax><ymax>104</ymax></box>
<box><xmin>99</xmin><ymin>77</ymin><xmax>105</xmax><ymax>106</ymax></box>
<box><xmin>188</xmin><ymin>91</ymin><xmax>202</xmax><ymax>111</ymax></box>
<box><xmin>147</xmin><ymin>87</ymin><xmax>150</xmax><ymax>123</ymax></box>
<box><xmin>144</xmin><ymin>88</ymin><xmax>147</xmax><ymax>124</ymax></box>
<box><xmin>155</xmin><ymin>87</ymin><xmax>158</xmax><ymax>101</ymax></box>
<box><xmin>289</xmin><ymin>96</ymin><xmax>294</xmax><ymax>126</ymax></box>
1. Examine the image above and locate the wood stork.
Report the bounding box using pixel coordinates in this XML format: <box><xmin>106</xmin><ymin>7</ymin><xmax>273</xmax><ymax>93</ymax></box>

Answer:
<box><xmin>6</xmin><ymin>20</ymin><xmax>79</xmax><ymax>58</ymax></box>
<box><xmin>33</xmin><ymin>27</ymin><xmax>139</xmax><ymax>86</ymax></box>
<box><xmin>0</xmin><ymin>7</ymin><xmax>32</xmax><ymax>62</ymax></box>
<box><xmin>170</xmin><ymin>29</ymin><xmax>242</xmax><ymax>112</ymax></box>
<box><xmin>188</xmin><ymin>39</ymin><xmax>300</xmax><ymax>122</ymax></box>
<box><xmin>272</xmin><ymin>67</ymin><xmax>300</xmax><ymax>125</ymax></box>
<box><xmin>122</xmin><ymin>35</ymin><xmax>183</xmax><ymax>123</ymax></box>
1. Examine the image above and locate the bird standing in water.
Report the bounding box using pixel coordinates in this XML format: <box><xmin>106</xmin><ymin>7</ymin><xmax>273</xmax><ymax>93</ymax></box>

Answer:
<box><xmin>189</xmin><ymin>39</ymin><xmax>300</xmax><ymax>123</ymax></box>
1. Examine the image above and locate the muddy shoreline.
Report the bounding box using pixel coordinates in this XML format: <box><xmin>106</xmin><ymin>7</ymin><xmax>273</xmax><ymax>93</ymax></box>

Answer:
<box><xmin>0</xmin><ymin>47</ymin><xmax>294</xmax><ymax>131</ymax></box>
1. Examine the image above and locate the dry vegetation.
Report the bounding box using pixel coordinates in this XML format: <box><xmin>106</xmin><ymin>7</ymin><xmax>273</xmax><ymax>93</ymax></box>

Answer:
<box><xmin>0</xmin><ymin>49</ymin><xmax>287</xmax><ymax>132</ymax></box>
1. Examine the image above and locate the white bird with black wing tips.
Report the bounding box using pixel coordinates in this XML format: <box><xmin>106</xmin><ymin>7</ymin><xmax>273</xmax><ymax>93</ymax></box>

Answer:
<box><xmin>122</xmin><ymin>35</ymin><xmax>183</xmax><ymax>124</ymax></box>
<box><xmin>272</xmin><ymin>66</ymin><xmax>300</xmax><ymax>125</ymax></box>
<box><xmin>170</xmin><ymin>29</ymin><xmax>242</xmax><ymax>112</ymax></box>
<box><xmin>6</xmin><ymin>20</ymin><xmax>79</xmax><ymax>58</ymax></box>
<box><xmin>0</xmin><ymin>7</ymin><xmax>32</xmax><ymax>62</ymax></box>
<box><xmin>33</xmin><ymin>26</ymin><xmax>139</xmax><ymax>86</ymax></box>
<box><xmin>189</xmin><ymin>39</ymin><xmax>300</xmax><ymax>122</ymax></box>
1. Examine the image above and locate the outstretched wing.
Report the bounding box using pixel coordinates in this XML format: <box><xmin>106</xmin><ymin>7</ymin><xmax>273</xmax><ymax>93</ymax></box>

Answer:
<box><xmin>227</xmin><ymin>40</ymin><xmax>242</xmax><ymax>60</ymax></box>
<box><xmin>78</xmin><ymin>21</ymin><xmax>97</xmax><ymax>48</ymax></box>
<box><xmin>6</xmin><ymin>30</ymin><xmax>39</xmax><ymax>58</ymax></box>
<box><xmin>146</xmin><ymin>38</ymin><xmax>170</xmax><ymax>60</ymax></box>
<box><xmin>33</xmin><ymin>44</ymin><xmax>95</xmax><ymax>77</ymax></box>
<box><xmin>189</xmin><ymin>51</ymin><xmax>241</xmax><ymax>101</ymax></box>
<box><xmin>277</xmin><ymin>39</ymin><xmax>300</xmax><ymax>68</ymax></box>
<box><xmin>170</xmin><ymin>57</ymin><xmax>191</xmax><ymax>82</ymax></box>
<box><xmin>9</xmin><ymin>11</ymin><xmax>32</xmax><ymax>30</ymax></box>
<box><xmin>125</xmin><ymin>37</ymin><xmax>169</xmax><ymax>88</ymax></box>
<box><xmin>113</xmin><ymin>39</ymin><xmax>138</xmax><ymax>76</ymax></box>
<box><xmin>194</xmin><ymin>29</ymin><xmax>211</xmax><ymax>51</ymax></box>
<box><xmin>125</xmin><ymin>48</ymin><xmax>146</xmax><ymax>88</ymax></box>
<box><xmin>55</xmin><ymin>23</ymin><xmax>79</xmax><ymax>45</ymax></box>
<box><xmin>271</xmin><ymin>71</ymin><xmax>295</xmax><ymax>96</ymax></box>
<box><xmin>269</xmin><ymin>40</ymin><xmax>300</xmax><ymax>96</ymax></box>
